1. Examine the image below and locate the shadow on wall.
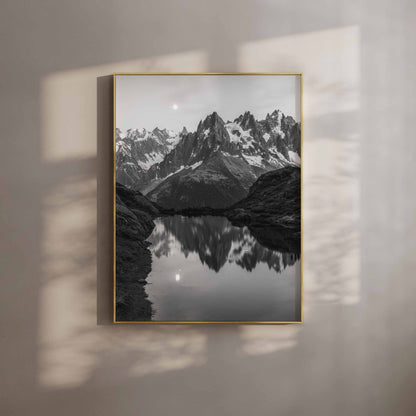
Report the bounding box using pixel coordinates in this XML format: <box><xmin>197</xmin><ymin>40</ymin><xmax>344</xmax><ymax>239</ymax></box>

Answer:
<box><xmin>34</xmin><ymin>26</ymin><xmax>361</xmax><ymax>396</ymax></box>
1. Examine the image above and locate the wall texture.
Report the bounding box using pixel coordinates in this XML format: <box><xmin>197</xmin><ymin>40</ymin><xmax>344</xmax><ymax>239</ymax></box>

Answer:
<box><xmin>1</xmin><ymin>1</ymin><xmax>415</xmax><ymax>415</ymax></box>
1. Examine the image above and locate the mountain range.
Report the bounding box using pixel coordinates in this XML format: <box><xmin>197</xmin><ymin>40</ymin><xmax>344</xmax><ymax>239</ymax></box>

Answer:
<box><xmin>116</xmin><ymin>109</ymin><xmax>300</xmax><ymax>209</ymax></box>
<box><xmin>116</xmin><ymin>126</ymin><xmax>185</xmax><ymax>188</ymax></box>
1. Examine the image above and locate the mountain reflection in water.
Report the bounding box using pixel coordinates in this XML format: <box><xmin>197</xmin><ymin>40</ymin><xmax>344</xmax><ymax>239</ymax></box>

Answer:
<box><xmin>147</xmin><ymin>215</ymin><xmax>299</xmax><ymax>273</ymax></box>
<box><xmin>145</xmin><ymin>216</ymin><xmax>301</xmax><ymax>322</ymax></box>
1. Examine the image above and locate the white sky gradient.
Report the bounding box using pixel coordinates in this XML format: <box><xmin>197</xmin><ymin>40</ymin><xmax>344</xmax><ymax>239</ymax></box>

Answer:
<box><xmin>116</xmin><ymin>75</ymin><xmax>301</xmax><ymax>132</ymax></box>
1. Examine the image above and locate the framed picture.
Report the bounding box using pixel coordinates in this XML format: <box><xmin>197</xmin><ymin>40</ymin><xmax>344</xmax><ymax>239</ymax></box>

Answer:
<box><xmin>114</xmin><ymin>73</ymin><xmax>302</xmax><ymax>323</ymax></box>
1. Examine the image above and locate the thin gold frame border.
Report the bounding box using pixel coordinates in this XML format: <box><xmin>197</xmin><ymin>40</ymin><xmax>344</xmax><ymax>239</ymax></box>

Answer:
<box><xmin>112</xmin><ymin>72</ymin><xmax>303</xmax><ymax>324</ymax></box>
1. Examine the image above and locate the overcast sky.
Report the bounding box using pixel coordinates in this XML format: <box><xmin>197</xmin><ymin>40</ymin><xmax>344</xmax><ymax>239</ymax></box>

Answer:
<box><xmin>116</xmin><ymin>75</ymin><xmax>300</xmax><ymax>132</ymax></box>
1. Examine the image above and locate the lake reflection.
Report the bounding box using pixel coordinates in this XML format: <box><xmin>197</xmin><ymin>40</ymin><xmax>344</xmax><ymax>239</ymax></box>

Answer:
<box><xmin>146</xmin><ymin>216</ymin><xmax>301</xmax><ymax>321</ymax></box>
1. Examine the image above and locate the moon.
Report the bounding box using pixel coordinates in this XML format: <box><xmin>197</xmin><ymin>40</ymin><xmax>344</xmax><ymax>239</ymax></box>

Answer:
<box><xmin>172</xmin><ymin>103</ymin><xmax>178</xmax><ymax>110</ymax></box>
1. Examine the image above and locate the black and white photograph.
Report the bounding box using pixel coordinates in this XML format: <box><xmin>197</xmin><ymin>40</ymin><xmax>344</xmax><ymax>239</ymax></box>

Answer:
<box><xmin>114</xmin><ymin>74</ymin><xmax>302</xmax><ymax>322</ymax></box>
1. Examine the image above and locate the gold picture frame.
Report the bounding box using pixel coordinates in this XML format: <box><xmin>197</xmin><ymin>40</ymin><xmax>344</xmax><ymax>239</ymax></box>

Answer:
<box><xmin>113</xmin><ymin>73</ymin><xmax>303</xmax><ymax>324</ymax></box>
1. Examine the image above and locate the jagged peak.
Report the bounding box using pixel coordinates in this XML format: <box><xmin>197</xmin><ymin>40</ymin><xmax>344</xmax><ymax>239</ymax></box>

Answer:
<box><xmin>234</xmin><ymin>110</ymin><xmax>255</xmax><ymax>124</ymax></box>
<box><xmin>125</xmin><ymin>127</ymin><xmax>147</xmax><ymax>138</ymax></box>
<box><xmin>207</xmin><ymin>111</ymin><xmax>223</xmax><ymax>123</ymax></box>
<box><xmin>235</xmin><ymin>111</ymin><xmax>257</xmax><ymax>132</ymax></box>
<box><xmin>242</xmin><ymin>110</ymin><xmax>254</xmax><ymax>120</ymax></box>
<box><xmin>180</xmin><ymin>126</ymin><xmax>188</xmax><ymax>135</ymax></box>
<box><xmin>198</xmin><ymin>111</ymin><xmax>226</xmax><ymax>133</ymax></box>
<box><xmin>234</xmin><ymin>114</ymin><xmax>243</xmax><ymax>123</ymax></box>
<box><xmin>115</xmin><ymin>128</ymin><xmax>124</xmax><ymax>141</ymax></box>
<box><xmin>271</xmin><ymin>109</ymin><xmax>283</xmax><ymax>118</ymax></box>
<box><xmin>152</xmin><ymin>126</ymin><xmax>169</xmax><ymax>136</ymax></box>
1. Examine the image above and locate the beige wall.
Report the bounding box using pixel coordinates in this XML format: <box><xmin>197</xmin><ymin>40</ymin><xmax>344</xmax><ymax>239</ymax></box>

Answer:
<box><xmin>1</xmin><ymin>1</ymin><xmax>416</xmax><ymax>415</ymax></box>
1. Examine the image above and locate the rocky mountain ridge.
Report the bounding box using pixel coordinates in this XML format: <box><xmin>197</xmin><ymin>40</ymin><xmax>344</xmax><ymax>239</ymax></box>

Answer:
<box><xmin>115</xmin><ymin>126</ymin><xmax>186</xmax><ymax>188</ymax></box>
<box><xmin>116</xmin><ymin>109</ymin><xmax>301</xmax><ymax>209</ymax></box>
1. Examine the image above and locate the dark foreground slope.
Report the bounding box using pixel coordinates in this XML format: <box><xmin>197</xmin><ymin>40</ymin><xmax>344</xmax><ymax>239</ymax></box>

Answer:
<box><xmin>146</xmin><ymin>152</ymin><xmax>257</xmax><ymax>209</ymax></box>
<box><xmin>228</xmin><ymin>166</ymin><xmax>301</xmax><ymax>253</ymax></box>
<box><xmin>228</xmin><ymin>166</ymin><xmax>300</xmax><ymax>229</ymax></box>
<box><xmin>115</xmin><ymin>183</ymin><xmax>160</xmax><ymax>321</ymax></box>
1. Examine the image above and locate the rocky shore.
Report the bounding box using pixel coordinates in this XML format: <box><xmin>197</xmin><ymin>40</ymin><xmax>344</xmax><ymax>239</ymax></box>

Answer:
<box><xmin>115</xmin><ymin>183</ymin><xmax>160</xmax><ymax>321</ymax></box>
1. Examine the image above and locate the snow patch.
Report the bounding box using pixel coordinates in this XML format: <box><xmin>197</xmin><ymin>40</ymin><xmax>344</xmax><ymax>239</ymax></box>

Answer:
<box><xmin>166</xmin><ymin>134</ymin><xmax>181</xmax><ymax>150</ymax></box>
<box><xmin>263</xmin><ymin>133</ymin><xmax>270</xmax><ymax>142</ymax></box>
<box><xmin>272</xmin><ymin>125</ymin><xmax>285</xmax><ymax>138</ymax></box>
<box><xmin>126</xmin><ymin>128</ymin><xmax>148</xmax><ymax>141</ymax></box>
<box><xmin>277</xmin><ymin>110</ymin><xmax>283</xmax><ymax>124</ymax></box>
<box><xmin>165</xmin><ymin>165</ymin><xmax>185</xmax><ymax>179</ymax></box>
<box><xmin>288</xmin><ymin>151</ymin><xmax>301</xmax><ymax>165</ymax></box>
<box><xmin>137</xmin><ymin>151</ymin><xmax>165</xmax><ymax>170</ymax></box>
<box><xmin>225</xmin><ymin>122</ymin><xmax>252</xmax><ymax>143</ymax></box>
<box><xmin>158</xmin><ymin>160</ymin><xmax>203</xmax><ymax>181</ymax></box>
<box><xmin>270</xmin><ymin>110</ymin><xmax>285</xmax><ymax>138</ymax></box>
<box><xmin>240</xmin><ymin>138</ymin><xmax>255</xmax><ymax>150</ymax></box>
<box><xmin>136</xmin><ymin>130</ymin><xmax>149</xmax><ymax>141</ymax></box>
<box><xmin>228</xmin><ymin>234</ymin><xmax>257</xmax><ymax>263</ymax></box>
<box><xmin>221</xmin><ymin>151</ymin><xmax>238</xmax><ymax>158</ymax></box>
<box><xmin>116</xmin><ymin>129</ymin><xmax>126</xmax><ymax>139</ymax></box>
<box><xmin>269</xmin><ymin>148</ymin><xmax>287</xmax><ymax>161</ymax></box>
<box><xmin>268</xmin><ymin>156</ymin><xmax>285</xmax><ymax>168</ymax></box>
<box><xmin>243</xmin><ymin>155</ymin><xmax>264</xmax><ymax>168</ymax></box>
<box><xmin>189</xmin><ymin>161</ymin><xmax>203</xmax><ymax>170</ymax></box>
<box><xmin>116</xmin><ymin>141</ymin><xmax>131</xmax><ymax>153</ymax></box>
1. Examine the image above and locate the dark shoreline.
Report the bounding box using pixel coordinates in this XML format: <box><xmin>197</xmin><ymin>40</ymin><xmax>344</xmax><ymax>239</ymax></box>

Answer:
<box><xmin>115</xmin><ymin>185</ymin><xmax>159</xmax><ymax>321</ymax></box>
